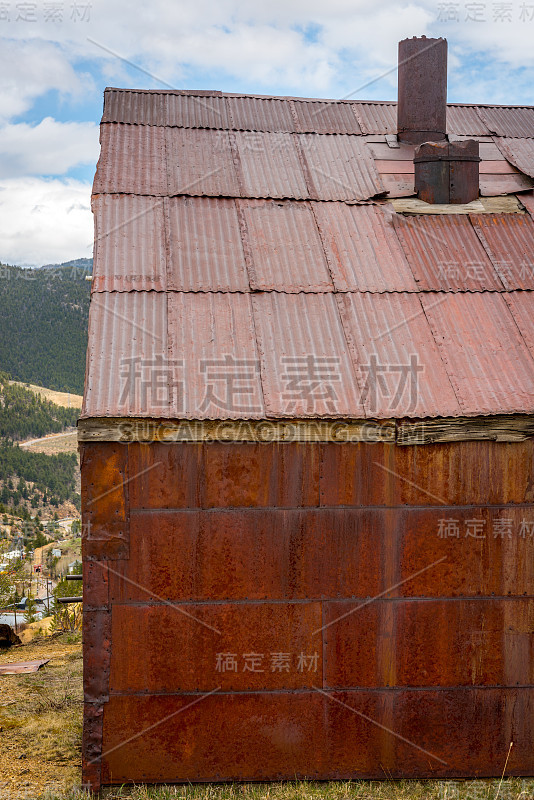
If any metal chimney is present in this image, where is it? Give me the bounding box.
[397,36,447,145]
[414,139,480,204]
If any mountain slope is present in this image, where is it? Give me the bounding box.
[0,263,90,394]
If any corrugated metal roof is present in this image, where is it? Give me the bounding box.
[337,292,461,418]
[102,90,167,125]
[166,127,241,197]
[522,191,534,220]
[166,93,230,129]
[446,106,489,136]
[312,202,418,292]
[293,101,361,134]
[504,292,534,362]
[393,215,505,291]
[300,134,385,201]
[471,214,534,290]
[421,292,534,415]
[93,124,168,195]
[251,292,364,418]
[92,195,166,292]
[168,292,264,419]
[234,132,309,199]
[353,102,397,135]
[83,292,169,418]
[494,137,534,179]
[85,88,534,421]
[239,199,332,291]
[166,196,249,291]
[227,96,296,133]
[477,106,534,138]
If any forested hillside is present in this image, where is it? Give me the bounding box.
[0,372,78,441]
[0,261,90,394]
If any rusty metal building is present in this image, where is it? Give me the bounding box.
[80,38,534,789]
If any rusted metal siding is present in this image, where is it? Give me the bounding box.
[82,439,534,787]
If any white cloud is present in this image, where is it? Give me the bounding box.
[0,178,93,267]
[0,39,90,122]
[0,118,100,178]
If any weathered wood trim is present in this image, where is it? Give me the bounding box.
[78,417,395,443]
[78,415,534,444]
[396,414,534,445]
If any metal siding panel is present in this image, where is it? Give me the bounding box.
[239,199,333,291]
[478,106,534,138]
[93,124,167,195]
[446,105,490,136]
[200,443,321,508]
[166,196,249,291]
[394,215,505,291]
[110,507,383,603]
[109,602,323,692]
[480,172,534,196]
[234,131,309,199]
[102,90,167,125]
[92,195,166,292]
[301,134,385,201]
[337,293,461,418]
[167,292,264,419]
[252,293,365,418]
[166,127,240,196]
[312,202,418,292]
[325,598,534,688]
[471,214,534,289]
[494,137,534,179]
[421,292,534,415]
[166,93,230,129]
[82,292,169,418]
[227,96,296,132]
[396,505,534,598]
[319,440,534,507]
[353,102,397,135]
[99,690,534,781]
[293,101,361,134]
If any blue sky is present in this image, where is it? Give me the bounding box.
[0,0,533,266]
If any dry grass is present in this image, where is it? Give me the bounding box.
[9,381,83,409]
[1,637,534,800]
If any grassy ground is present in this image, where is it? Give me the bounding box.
[1,637,533,800]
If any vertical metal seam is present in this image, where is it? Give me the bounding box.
[468,214,510,290]
[416,294,466,414]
